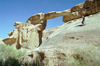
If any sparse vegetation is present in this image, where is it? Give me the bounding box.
[66,44,100,66]
[1,57,21,66]
[0,43,44,66]
[1,43,100,66]
[0,43,26,61]
[0,57,44,66]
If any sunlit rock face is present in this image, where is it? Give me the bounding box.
[3,0,99,50]
[3,21,47,50]
[26,0,100,23]
[2,0,100,65]
[24,12,100,66]
[42,26,59,42]
[3,12,47,50]
[3,22,40,49]
[63,0,100,22]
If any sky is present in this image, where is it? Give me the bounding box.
[0,0,86,39]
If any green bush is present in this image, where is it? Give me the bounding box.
[2,57,21,66]
[0,43,44,66]
[0,43,26,61]
[0,57,43,66]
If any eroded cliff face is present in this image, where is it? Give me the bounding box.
[3,22,44,49]
[3,12,47,50]
[24,12,100,66]
[22,0,100,64]
[3,0,100,50]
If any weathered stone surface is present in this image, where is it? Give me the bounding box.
[3,22,43,49]
[42,26,59,42]
[23,51,41,64]
[24,12,100,66]
[27,0,100,23]
[63,0,100,22]
[3,29,18,46]
[2,0,100,65]
[3,12,47,50]
[27,13,47,31]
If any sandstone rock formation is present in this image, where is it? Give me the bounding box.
[3,0,100,50]
[42,26,59,42]
[27,0,100,23]
[24,12,100,66]
[2,0,100,65]
[3,22,44,49]
[27,12,47,31]
[3,12,47,49]
[63,0,100,22]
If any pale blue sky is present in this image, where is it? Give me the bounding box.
[0,0,86,39]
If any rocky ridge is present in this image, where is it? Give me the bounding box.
[27,0,100,22]
[25,12,100,66]
[3,0,100,50]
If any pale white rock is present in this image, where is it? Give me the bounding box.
[24,12,100,66]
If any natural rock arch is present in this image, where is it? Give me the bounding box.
[3,0,100,50]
